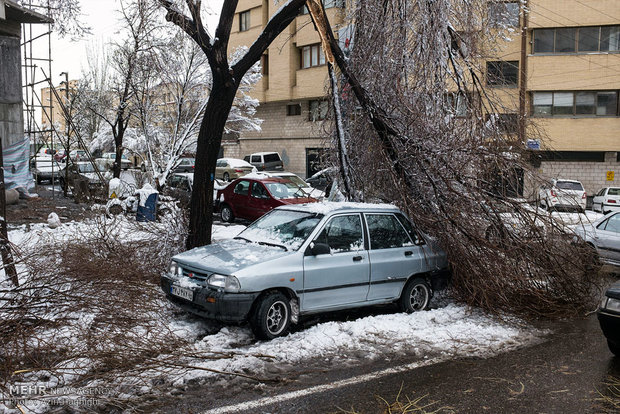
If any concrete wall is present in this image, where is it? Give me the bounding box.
[0,35,23,147]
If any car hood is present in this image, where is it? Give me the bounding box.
[606,280,620,300]
[172,239,290,275]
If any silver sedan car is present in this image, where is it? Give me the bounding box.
[161,203,449,339]
[573,212,620,267]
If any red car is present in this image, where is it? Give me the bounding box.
[217,176,318,222]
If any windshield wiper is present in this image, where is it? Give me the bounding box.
[257,241,288,251]
[233,236,252,243]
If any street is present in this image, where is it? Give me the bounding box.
[154,309,619,413]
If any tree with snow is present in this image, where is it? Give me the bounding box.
[158,0,307,249]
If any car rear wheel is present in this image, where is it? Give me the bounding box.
[399,277,431,313]
[223,172,230,182]
[220,204,234,223]
[250,292,291,340]
[608,340,620,356]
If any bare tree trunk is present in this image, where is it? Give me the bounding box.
[186,81,237,249]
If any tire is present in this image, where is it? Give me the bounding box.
[249,292,291,340]
[220,204,234,223]
[608,340,620,356]
[399,277,431,313]
[223,172,230,182]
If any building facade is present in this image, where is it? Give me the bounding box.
[228,0,619,193]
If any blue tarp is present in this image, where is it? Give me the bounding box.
[3,137,32,190]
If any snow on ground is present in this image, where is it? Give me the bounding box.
[1,206,579,411]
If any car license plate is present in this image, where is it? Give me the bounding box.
[170,285,193,301]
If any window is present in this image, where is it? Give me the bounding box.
[309,100,328,121]
[251,182,268,199]
[216,160,225,168]
[263,153,281,163]
[533,26,620,54]
[578,27,600,52]
[597,214,620,233]
[395,214,424,245]
[239,10,250,32]
[251,155,261,163]
[234,180,250,195]
[287,104,301,116]
[261,54,269,75]
[366,214,413,250]
[301,44,325,68]
[488,2,519,28]
[532,91,618,117]
[486,61,519,86]
[601,26,620,51]
[314,214,364,253]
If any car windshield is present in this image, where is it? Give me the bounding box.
[283,175,307,187]
[556,181,583,191]
[265,182,303,199]
[78,164,96,173]
[237,210,323,250]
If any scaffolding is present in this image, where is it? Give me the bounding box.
[21,0,59,196]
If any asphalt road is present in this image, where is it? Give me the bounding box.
[151,311,618,414]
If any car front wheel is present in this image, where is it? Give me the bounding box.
[399,277,431,313]
[220,204,234,223]
[250,292,291,340]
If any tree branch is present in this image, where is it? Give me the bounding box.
[158,0,212,52]
[214,0,238,50]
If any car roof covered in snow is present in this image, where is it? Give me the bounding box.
[276,201,399,215]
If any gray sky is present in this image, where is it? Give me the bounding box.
[45,0,223,86]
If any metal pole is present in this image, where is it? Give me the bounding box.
[518,0,529,144]
[60,71,69,196]
[0,139,19,287]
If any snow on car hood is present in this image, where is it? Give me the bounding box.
[172,239,289,275]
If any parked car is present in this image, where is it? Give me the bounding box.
[255,171,325,199]
[482,198,546,244]
[69,149,87,162]
[538,179,586,212]
[172,157,195,173]
[31,155,65,184]
[306,167,335,191]
[215,158,256,181]
[217,176,318,223]
[592,187,620,214]
[96,152,132,170]
[573,211,620,267]
[166,172,194,207]
[161,203,449,339]
[243,152,284,171]
[67,161,106,189]
[598,280,620,356]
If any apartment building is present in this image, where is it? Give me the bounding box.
[40,79,78,145]
[228,1,618,192]
[225,0,346,178]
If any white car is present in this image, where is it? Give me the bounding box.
[592,187,620,214]
[252,171,325,199]
[538,179,586,213]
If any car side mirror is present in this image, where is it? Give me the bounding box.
[306,242,330,256]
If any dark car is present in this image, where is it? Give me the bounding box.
[217,176,317,222]
[599,280,620,356]
[173,157,195,173]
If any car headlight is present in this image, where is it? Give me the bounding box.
[601,297,620,313]
[168,261,183,277]
[207,274,241,293]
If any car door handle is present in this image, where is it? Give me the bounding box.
[353,256,363,262]
[404,251,413,256]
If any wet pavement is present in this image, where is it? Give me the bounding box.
[155,312,619,414]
